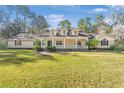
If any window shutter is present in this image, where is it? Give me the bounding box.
[15,40,16,46]
[101,41,103,46]
[20,40,21,45]
[107,40,108,46]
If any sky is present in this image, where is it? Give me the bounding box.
[28,5,107,28]
[1,5,121,28]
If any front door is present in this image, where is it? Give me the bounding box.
[47,40,52,46]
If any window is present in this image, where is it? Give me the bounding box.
[52,31,56,35]
[74,31,77,35]
[52,32,54,35]
[42,40,45,45]
[101,39,108,46]
[15,40,21,46]
[63,31,66,35]
[63,31,65,35]
[56,41,63,45]
[77,41,81,46]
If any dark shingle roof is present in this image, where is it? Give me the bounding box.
[9,29,94,39]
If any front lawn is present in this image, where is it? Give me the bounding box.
[0,50,124,88]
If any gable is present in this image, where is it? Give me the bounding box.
[95,35,114,41]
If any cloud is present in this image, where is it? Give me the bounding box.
[50,6,106,14]
[93,8,107,12]
[107,5,124,11]
[45,14,65,27]
[110,5,124,9]
[47,14,64,23]
[81,8,107,14]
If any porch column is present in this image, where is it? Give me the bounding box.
[54,38,56,47]
[75,38,77,49]
[64,38,65,49]
[52,39,54,46]
[41,39,42,47]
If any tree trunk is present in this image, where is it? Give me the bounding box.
[16,8,19,33]
[23,16,26,33]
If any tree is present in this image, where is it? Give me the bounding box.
[6,5,20,30]
[95,15,105,25]
[77,17,91,33]
[84,17,91,32]
[58,20,71,30]
[0,9,15,38]
[106,8,124,41]
[91,22,99,33]
[107,7,124,26]
[33,39,42,52]
[31,15,49,33]
[105,25,112,34]
[77,18,86,31]
[85,39,99,50]
[0,22,24,38]
[0,10,11,26]
[6,5,35,33]
[92,15,106,33]
[112,25,124,42]
[16,5,36,32]
[0,6,48,37]
[0,6,30,38]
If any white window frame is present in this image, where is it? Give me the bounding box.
[56,40,63,45]
[15,40,21,46]
[77,40,82,46]
[42,40,45,46]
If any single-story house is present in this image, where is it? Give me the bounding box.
[8,28,115,50]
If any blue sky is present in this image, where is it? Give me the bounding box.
[29,5,107,28]
[0,5,108,27]
[1,5,124,28]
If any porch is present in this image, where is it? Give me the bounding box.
[40,37,88,49]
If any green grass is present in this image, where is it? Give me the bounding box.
[0,50,124,88]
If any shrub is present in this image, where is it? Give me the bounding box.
[33,39,43,52]
[0,43,8,49]
[110,42,124,51]
[0,39,8,49]
[46,46,56,52]
[33,45,43,52]
[33,39,41,46]
[116,45,124,51]
[85,39,99,50]
[110,45,117,50]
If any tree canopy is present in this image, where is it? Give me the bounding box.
[77,18,86,32]
[58,20,71,30]
[31,15,49,33]
[0,5,122,41]
[0,6,48,38]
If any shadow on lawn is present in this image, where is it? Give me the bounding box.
[0,51,57,65]
[37,53,57,61]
